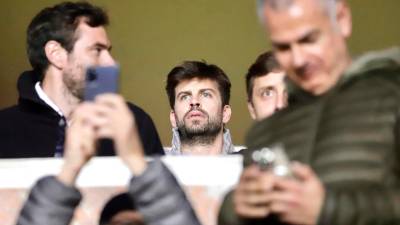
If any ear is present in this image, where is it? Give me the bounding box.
[222,105,232,124]
[170,110,177,128]
[336,0,352,38]
[44,40,67,70]
[247,101,257,120]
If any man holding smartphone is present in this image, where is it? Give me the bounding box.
[0,2,164,157]
[219,0,400,224]
[16,94,200,225]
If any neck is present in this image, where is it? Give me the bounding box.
[313,50,352,96]
[337,51,352,77]
[41,67,80,119]
[180,131,224,155]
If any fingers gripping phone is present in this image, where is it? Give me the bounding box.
[84,65,119,101]
[251,143,294,178]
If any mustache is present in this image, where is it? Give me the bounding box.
[294,63,314,77]
[184,106,208,118]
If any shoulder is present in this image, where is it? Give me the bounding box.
[126,102,152,120]
[0,105,22,122]
[347,65,400,85]
[0,105,19,115]
[341,66,400,98]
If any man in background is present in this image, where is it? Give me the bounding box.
[165,61,235,155]
[0,1,163,158]
[245,51,287,121]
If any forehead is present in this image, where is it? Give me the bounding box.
[253,72,286,89]
[74,22,110,47]
[175,78,220,94]
[263,0,331,43]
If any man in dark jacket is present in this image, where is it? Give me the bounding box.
[219,0,400,224]
[0,1,164,158]
[16,94,201,225]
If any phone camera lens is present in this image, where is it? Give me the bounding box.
[88,70,97,81]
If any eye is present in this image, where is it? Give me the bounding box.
[273,43,290,53]
[202,91,212,98]
[299,30,320,45]
[94,47,102,55]
[260,88,276,98]
[179,94,191,101]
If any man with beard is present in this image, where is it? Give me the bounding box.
[0,2,164,157]
[165,61,235,155]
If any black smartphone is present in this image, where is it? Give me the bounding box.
[84,65,119,101]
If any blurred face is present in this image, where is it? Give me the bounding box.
[263,0,351,95]
[63,21,116,99]
[170,78,231,142]
[248,71,287,121]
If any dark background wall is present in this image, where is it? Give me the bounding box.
[0,0,399,146]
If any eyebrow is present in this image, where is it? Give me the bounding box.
[177,91,192,98]
[257,86,275,92]
[199,88,217,94]
[272,29,320,49]
[176,88,217,97]
[92,42,112,51]
[298,30,320,43]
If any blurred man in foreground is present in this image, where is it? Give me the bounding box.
[219,0,400,224]
[16,94,201,225]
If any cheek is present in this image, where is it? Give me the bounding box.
[254,98,274,113]
[276,53,291,69]
[307,33,340,68]
[174,104,187,118]
[307,44,328,65]
[202,98,220,110]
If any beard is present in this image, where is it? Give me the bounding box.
[62,62,85,100]
[176,108,223,146]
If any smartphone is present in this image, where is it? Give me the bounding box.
[84,65,119,101]
[251,143,293,178]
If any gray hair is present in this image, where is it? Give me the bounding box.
[257,0,338,24]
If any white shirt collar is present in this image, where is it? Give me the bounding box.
[35,82,64,117]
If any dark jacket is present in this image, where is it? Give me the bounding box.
[0,71,164,157]
[219,47,400,225]
[16,159,201,225]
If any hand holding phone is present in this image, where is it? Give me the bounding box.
[84,65,119,101]
[251,143,293,178]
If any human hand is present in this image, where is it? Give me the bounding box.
[92,94,147,175]
[233,165,276,218]
[269,162,325,225]
[58,103,98,186]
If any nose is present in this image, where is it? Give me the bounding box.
[275,90,288,112]
[189,96,200,108]
[101,51,116,67]
[190,102,200,108]
[291,45,305,68]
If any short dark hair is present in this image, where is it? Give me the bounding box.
[165,61,231,108]
[27,1,109,79]
[245,51,281,102]
[99,192,142,225]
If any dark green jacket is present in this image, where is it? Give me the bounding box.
[219,47,400,225]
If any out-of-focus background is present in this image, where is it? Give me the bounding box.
[0,0,399,146]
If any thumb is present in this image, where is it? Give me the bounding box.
[291,161,315,181]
